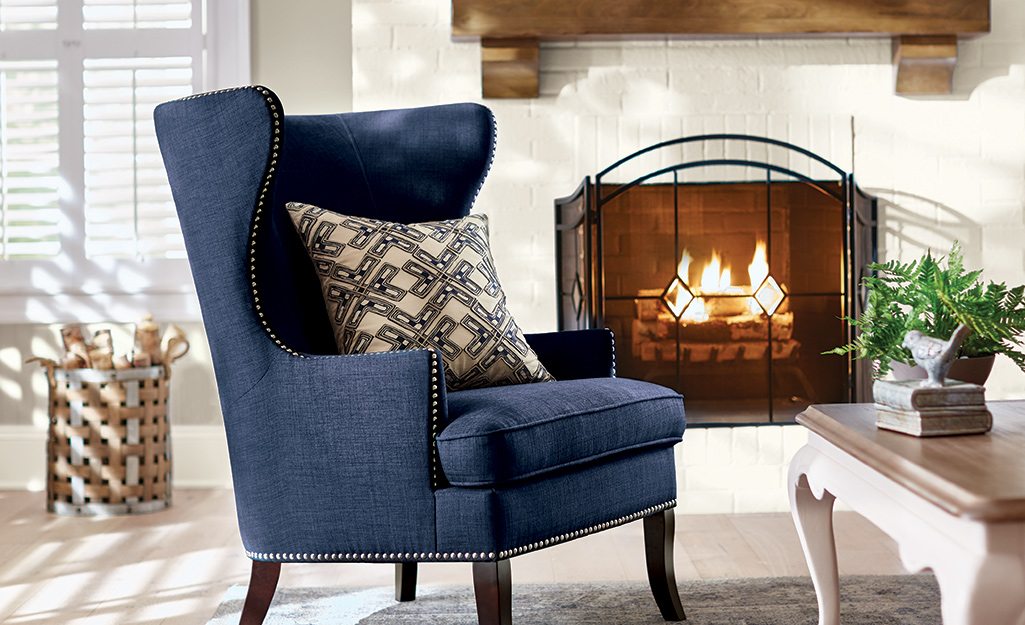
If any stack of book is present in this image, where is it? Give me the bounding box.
[873,379,991,437]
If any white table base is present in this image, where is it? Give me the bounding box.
[788,435,1025,625]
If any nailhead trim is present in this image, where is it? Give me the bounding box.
[472,111,497,208]
[171,85,299,358]
[429,351,444,490]
[497,499,674,559]
[245,549,500,563]
[244,499,675,563]
[609,330,618,377]
[246,87,298,358]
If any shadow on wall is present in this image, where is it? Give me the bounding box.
[943,0,1025,102]
[866,189,983,266]
[947,63,1015,101]
[910,48,1019,103]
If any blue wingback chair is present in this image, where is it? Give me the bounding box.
[154,86,687,625]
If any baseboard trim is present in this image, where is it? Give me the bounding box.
[0,424,233,491]
[1,425,816,514]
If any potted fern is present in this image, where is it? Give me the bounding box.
[827,242,1025,383]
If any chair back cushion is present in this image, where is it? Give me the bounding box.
[260,103,498,355]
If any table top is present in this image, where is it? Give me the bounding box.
[797,400,1025,522]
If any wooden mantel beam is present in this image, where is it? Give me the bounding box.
[452,0,990,98]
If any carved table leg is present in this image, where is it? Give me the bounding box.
[643,508,686,621]
[472,559,512,625]
[788,445,840,625]
[239,560,280,625]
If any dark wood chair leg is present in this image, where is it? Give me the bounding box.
[239,560,281,625]
[644,509,687,621]
[395,562,418,601]
[472,559,512,625]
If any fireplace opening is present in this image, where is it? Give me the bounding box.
[556,135,877,425]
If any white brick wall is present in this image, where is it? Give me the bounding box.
[352,0,1025,513]
[673,425,811,514]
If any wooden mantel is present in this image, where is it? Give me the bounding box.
[451,0,990,98]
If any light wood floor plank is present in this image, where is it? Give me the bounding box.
[676,514,775,579]
[728,513,811,577]
[0,489,906,624]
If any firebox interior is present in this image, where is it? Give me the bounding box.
[556,135,877,425]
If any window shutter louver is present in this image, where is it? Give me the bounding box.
[0,61,60,259]
[83,0,191,30]
[83,57,192,258]
[0,0,58,31]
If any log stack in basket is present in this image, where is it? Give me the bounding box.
[27,315,189,516]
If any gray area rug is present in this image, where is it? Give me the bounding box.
[208,575,940,624]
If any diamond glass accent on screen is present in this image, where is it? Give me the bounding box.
[0,61,60,259]
[83,56,192,258]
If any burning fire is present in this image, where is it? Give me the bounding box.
[667,242,783,320]
[749,242,768,292]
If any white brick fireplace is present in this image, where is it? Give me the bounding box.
[349,0,1025,513]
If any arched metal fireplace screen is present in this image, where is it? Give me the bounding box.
[556,135,877,425]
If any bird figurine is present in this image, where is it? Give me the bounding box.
[902,324,972,388]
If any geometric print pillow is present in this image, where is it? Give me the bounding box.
[285,202,555,392]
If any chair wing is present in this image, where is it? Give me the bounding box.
[155,87,280,397]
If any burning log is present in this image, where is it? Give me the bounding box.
[634,290,793,343]
[634,337,800,363]
[630,241,799,365]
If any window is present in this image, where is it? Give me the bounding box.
[0,59,60,259]
[0,0,249,322]
[82,55,194,259]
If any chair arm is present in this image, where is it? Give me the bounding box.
[225,348,447,558]
[524,328,616,380]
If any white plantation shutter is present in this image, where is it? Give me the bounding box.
[83,0,191,30]
[0,0,249,322]
[2,1,199,262]
[0,3,61,259]
[83,56,192,258]
[0,0,58,30]
[0,61,60,259]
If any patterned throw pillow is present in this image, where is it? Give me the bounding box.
[286,202,554,391]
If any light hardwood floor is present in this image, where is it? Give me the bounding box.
[0,489,906,625]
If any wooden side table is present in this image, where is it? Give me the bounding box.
[788,401,1025,625]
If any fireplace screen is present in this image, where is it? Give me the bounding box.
[556,135,877,425]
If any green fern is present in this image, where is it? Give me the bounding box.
[825,242,1025,378]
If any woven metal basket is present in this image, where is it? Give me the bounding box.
[45,366,172,515]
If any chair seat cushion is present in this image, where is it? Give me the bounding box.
[437,377,685,486]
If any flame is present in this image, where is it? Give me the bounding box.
[669,241,776,320]
[748,242,769,314]
[749,242,768,290]
[677,250,691,282]
[685,297,707,321]
[701,252,725,291]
